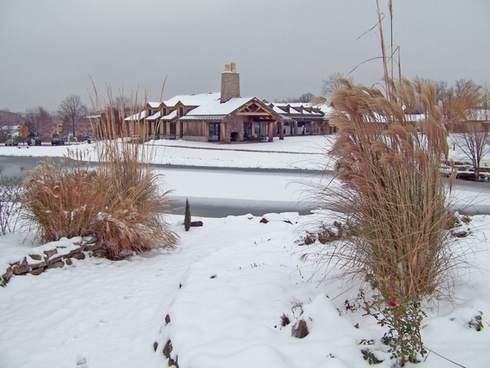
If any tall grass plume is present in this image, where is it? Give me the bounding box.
[21,86,178,259]
[328,77,456,303]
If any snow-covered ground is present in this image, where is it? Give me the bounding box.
[0,135,332,170]
[0,136,489,368]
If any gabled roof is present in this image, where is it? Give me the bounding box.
[184,97,256,116]
[180,97,276,121]
[146,111,161,121]
[161,110,178,121]
[147,102,161,109]
[129,93,280,123]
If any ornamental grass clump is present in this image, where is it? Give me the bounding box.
[326,77,456,365]
[22,157,102,242]
[330,78,454,302]
[91,140,177,260]
[93,89,178,259]
[21,88,178,259]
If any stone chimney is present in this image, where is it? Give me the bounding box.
[220,62,240,103]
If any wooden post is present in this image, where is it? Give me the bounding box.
[220,122,227,143]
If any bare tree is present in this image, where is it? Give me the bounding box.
[58,94,88,138]
[322,73,354,101]
[454,79,481,97]
[0,109,22,126]
[418,79,449,105]
[113,96,143,117]
[0,110,22,140]
[24,106,52,139]
[285,92,315,103]
[450,80,489,178]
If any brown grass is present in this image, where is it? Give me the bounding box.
[21,88,178,259]
[326,78,456,303]
[21,158,103,242]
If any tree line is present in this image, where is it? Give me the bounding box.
[0,95,142,143]
[0,95,88,142]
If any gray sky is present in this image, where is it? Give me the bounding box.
[1,0,489,113]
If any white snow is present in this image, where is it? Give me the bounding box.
[163,92,220,107]
[181,97,258,117]
[0,136,490,368]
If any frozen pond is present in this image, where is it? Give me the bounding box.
[0,156,325,217]
[1,156,489,217]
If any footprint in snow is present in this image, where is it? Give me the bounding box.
[76,356,88,367]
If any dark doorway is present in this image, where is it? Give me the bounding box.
[209,123,220,142]
[169,123,176,139]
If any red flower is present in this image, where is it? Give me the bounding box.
[388,299,398,307]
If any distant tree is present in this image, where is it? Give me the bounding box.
[309,96,327,106]
[454,79,481,98]
[113,96,143,117]
[417,79,450,116]
[449,80,490,178]
[322,73,354,101]
[433,80,449,105]
[444,79,481,131]
[284,92,315,103]
[418,79,449,105]
[0,110,22,140]
[58,95,88,138]
[0,109,22,126]
[297,92,315,103]
[24,106,52,139]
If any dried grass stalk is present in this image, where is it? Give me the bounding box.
[327,78,455,303]
[22,87,178,259]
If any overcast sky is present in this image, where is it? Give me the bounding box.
[1,0,489,113]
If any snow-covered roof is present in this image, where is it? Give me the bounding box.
[270,105,290,115]
[182,97,256,118]
[180,115,227,121]
[147,102,161,108]
[124,111,148,121]
[316,104,333,116]
[146,111,161,121]
[405,113,425,122]
[402,109,490,123]
[285,102,311,108]
[164,92,220,107]
[469,109,490,121]
[161,110,178,121]
[291,107,313,115]
[271,102,324,119]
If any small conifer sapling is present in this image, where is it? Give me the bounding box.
[184,198,191,231]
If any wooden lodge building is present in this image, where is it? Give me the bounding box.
[125,63,327,143]
[269,102,327,136]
